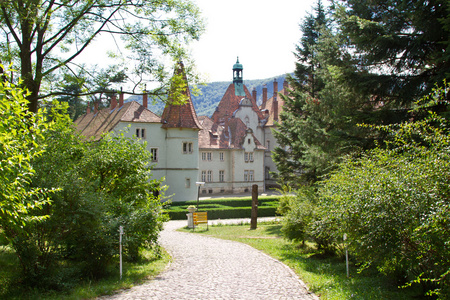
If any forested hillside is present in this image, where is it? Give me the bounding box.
[128,74,289,117]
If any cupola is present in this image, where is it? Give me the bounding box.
[233,57,245,96]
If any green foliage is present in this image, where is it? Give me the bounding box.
[335,0,450,106]
[274,4,374,185]
[0,0,204,112]
[165,196,280,220]
[0,75,52,238]
[279,187,315,245]
[1,98,166,288]
[318,111,450,298]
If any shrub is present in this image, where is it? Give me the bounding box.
[3,101,166,287]
[319,112,450,298]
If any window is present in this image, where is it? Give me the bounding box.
[266,140,270,150]
[248,138,251,144]
[219,152,224,161]
[207,170,212,182]
[201,170,206,182]
[219,170,224,182]
[265,167,270,180]
[202,152,212,161]
[244,170,254,182]
[150,148,158,162]
[185,178,191,188]
[183,142,193,154]
[135,128,146,139]
[244,152,254,162]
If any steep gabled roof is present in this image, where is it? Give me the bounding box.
[161,62,202,130]
[198,116,264,150]
[74,101,161,140]
[211,84,263,124]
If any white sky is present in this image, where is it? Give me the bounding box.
[190,0,318,82]
[74,0,320,84]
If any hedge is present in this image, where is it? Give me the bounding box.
[163,196,280,220]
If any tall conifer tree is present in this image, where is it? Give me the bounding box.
[336,0,450,106]
[273,1,373,185]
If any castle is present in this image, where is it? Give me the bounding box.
[75,59,286,201]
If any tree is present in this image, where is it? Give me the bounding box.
[335,0,450,107]
[4,104,166,285]
[0,0,204,113]
[293,0,327,98]
[273,1,373,184]
[272,1,327,185]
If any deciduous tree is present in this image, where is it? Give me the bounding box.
[0,0,204,112]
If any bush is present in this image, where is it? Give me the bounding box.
[319,112,450,298]
[2,101,166,287]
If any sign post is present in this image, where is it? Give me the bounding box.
[119,226,124,280]
[250,184,258,230]
[195,181,205,211]
[344,233,349,278]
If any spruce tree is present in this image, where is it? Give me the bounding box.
[273,1,374,185]
[336,0,450,106]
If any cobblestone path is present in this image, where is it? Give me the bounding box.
[102,219,318,299]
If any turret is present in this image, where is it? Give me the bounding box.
[233,57,245,96]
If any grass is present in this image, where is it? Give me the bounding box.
[180,221,422,300]
[0,245,170,300]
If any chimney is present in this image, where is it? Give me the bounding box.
[110,94,117,109]
[262,84,268,109]
[273,98,279,121]
[252,87,257,104]
[119,91,124,107]
[273,78,278,99]
[94,101,98,114]
[87,102,91,114]
[283,79,288,96]
[143,92,148,109]
[273,79,279,121]
[143,85,148,108]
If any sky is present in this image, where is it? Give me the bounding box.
[74,0,320,84]
[190,0,318,82]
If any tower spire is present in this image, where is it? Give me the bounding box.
[232,57,245,96]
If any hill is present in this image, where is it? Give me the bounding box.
[127,74,289,118]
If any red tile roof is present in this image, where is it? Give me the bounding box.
[198,115,264,150]
[74,101,161,140]
[211,83,263,124]
[161,62,202,130]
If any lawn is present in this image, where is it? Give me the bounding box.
[0,245,170,300]
[180,221,421,300]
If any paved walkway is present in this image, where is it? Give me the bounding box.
[102,218,318,299]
